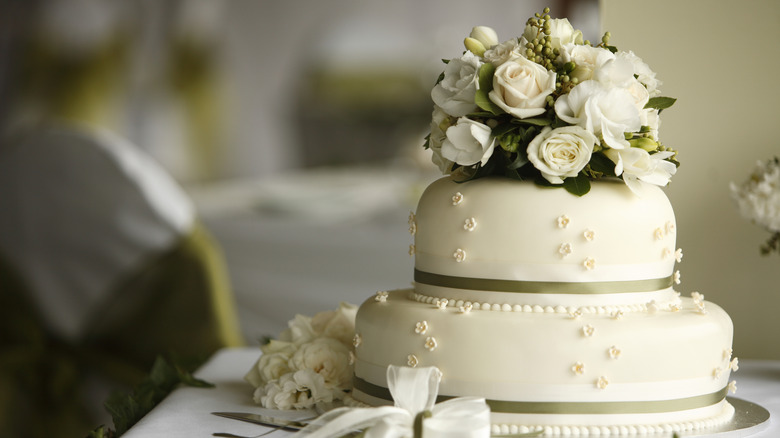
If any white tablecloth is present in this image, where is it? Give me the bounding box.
[123,347,778,438]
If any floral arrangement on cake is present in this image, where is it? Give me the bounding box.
[425,8,678,196]
[244,303,357,410]
[731,157,780,255]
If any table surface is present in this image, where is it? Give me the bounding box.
[123,347,779,438]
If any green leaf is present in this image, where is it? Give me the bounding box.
[644,97,677,110]
[513,117,552,127]
[588,152,617,176]
[563,174,591,196]
[474,63,504,115]
[477,62,495,93]
[475,89,504,114]
[491,122,518,138]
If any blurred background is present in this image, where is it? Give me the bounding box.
[0,0,778,435]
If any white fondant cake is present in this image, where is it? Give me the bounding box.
[351,177,735,435]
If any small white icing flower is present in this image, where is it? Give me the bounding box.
[436,298,449,310]
[583,229,595,241]
[730,357,739,372]
[691,292,704,303]
[557,215,571,229]
[408,211,416,225]
[464,217,477,231]
[559,243,573,258]
[695,300,707,314]
[608,346,621,359]
[415,321,429,335]
[407,354,419,367]
[409,244,416,256]
[673,270,681,285]
[425,336,438,352]
[728,380,738,394]
[723,348,733,360]
[596,376,609,389]
[459,302,473,314]
[582,324,595,337]
[675,248,683,263]
[654,227,665,241]
[569,309,582,319]
[669,303,681,312]
[583,257,596,270]
[453,248,466,262]
[666,221,676,234]
[409,222,417,235]
[352,333,362,348]
[452,192,464,205]
[572,361,585,375]
[349,351,356,365]
[713,367,722,379]
[375,291,389,302]
[613,310,625,320]
[663,247,673,258]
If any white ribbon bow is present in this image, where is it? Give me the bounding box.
[293,365,491,438]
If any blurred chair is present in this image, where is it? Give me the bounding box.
[0,123,243,437]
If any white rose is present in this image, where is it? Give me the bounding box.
[483,39,523,66]
[527,126,597,184]
[489,55,556,119]
[245,349,293,387]
[278,314,316,345]
[292,368,338,406]
[555,80,641,149]
[618,50,661,96]
[558,44,614,83]
[431,51,481,117]
[255,374,298,410]
[288,337,352,389]
[310,302,357,347]
[594,58,649,111]
[441,118,496,166]
[546,18,583,50]
[604,148,677,193]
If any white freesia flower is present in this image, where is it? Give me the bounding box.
[604,148,677,193]
[731,158,780,232]
[527,126,597,184]
[441,118,496,166]
[555,80,641,149]
[428,106,455,173]
[558,43,615,83]
[546,18,583,50]
[256,369,334,410]
[252,351,293,386]
[618,50,661,96]
[311,302,357,347]
[594,58,650,112]
[639,108,661,140]
[489,55,557,119]
[431,51,482,117]
[464,25,499,56]
[483,39,523,66]
[289,337,353,390]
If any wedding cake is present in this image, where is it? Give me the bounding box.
[349,9,737,436]
[245,9,738,436]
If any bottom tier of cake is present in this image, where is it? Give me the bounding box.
[351,289,736,435]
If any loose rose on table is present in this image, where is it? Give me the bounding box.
[245,302,358,410]
[422,7,679,196]
[731,157,780,255]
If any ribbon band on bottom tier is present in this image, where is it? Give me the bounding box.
[414,269,674,294]
[352,376,728,415]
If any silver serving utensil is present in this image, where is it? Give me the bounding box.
[212,411,313,432]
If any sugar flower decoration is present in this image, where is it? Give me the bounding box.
[453,248,467,262]
[415,321,429,335]
[582,324,595,337]
[559,243,573,257]
[425,336,438,352]
[572,361,585,375]
[436,298,449,310]
[464,217,477,231]
[596,376,609,389]
[459,302,474,314]
[375,291,389,302]
[583,257,596,270]
[557,215,571,229]
[452,192,464,205]
[407,354,419,368]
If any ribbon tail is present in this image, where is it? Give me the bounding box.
[293,406,410,438]
[387,365,442,413]
[425,397,491,438]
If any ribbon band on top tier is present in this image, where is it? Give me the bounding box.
[353,376,727,415]
[414,269,674,294]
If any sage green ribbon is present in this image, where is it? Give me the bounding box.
[353,376,728,415]
[414,269,674,294]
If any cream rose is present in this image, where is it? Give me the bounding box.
[546,18,583,50]
[431,51,481,117]
[288,337,352,389]
[310,302,357,347]
[488,55,556,119]
[527,126,597,184]
[555,80,641,149]
[441,117,496,166]
[604,148,677,193]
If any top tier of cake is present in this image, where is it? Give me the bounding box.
[411,177,681,310]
